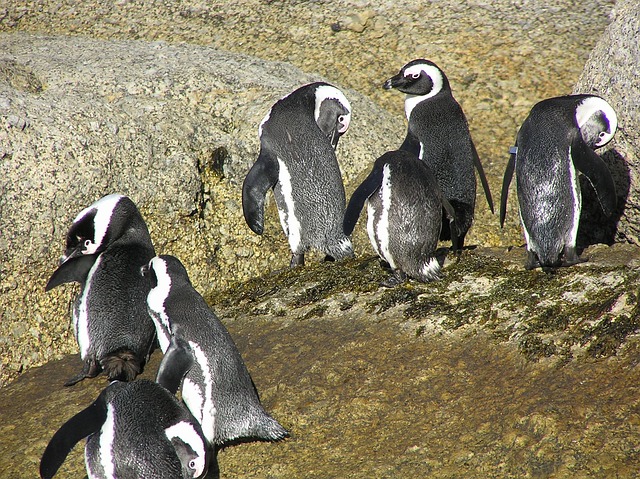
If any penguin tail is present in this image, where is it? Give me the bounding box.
[415,256,442,283]
[100,349,144,382]
[248,414,290,443]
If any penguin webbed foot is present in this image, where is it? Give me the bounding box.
[380,269,406,288]
[64,359,101,387]
[289,253,305,268]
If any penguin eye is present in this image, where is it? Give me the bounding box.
[599,132,606,138]
[338,115,346,123]
[189,459,197,469]
[410,72,421,79]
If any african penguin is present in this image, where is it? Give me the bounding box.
[45,194,157,386]
[500,94,618,270]
[344,150,458,286]
[384,59,494,250]
[40,378,209,479]
[143,254,289,448]
[242,82,354,267]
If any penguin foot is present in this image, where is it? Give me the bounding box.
[64,359,101,387]
[380,270,406,288]
[289,253,305,268]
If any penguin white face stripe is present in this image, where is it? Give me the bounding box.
[258,110,271,138]
[575,96,618,147]
[314,84,352,132]
[403,64,444,119]
[276,158,302,253]
[377,164,395,268]
[164,421,207,477]
[98,404,116,479]
[184,342,216,443]
[146,257,172,352]
[75,255,103,359]
[73,194,123,254]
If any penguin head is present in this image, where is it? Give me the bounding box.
[165,421,209,478]
[62,194,149,262]
[313,83,352,149]
[574,95,618,148]
[383,59,450,98]
[143,255,193,318]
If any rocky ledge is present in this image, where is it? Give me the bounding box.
[2,244,640,478]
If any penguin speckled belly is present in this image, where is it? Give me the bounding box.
[45,194,157,386]
[384,59,494,250]
[500,94,618,270]
[40,379,209,479]
[143,254,289,448]
[242,82,354,267]
[344,150,458,287]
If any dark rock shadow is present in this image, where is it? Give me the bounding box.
[577,148,630,251]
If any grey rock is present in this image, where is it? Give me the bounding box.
[573,0,640,246]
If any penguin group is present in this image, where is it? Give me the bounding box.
[41,57,619,477]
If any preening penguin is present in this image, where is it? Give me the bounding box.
[499,94,618,270]
[45,194,157,386]
[143,254,289,447]
[242,82,354,267]
[344,150,458,287]
[39,379,209,479]
[384,59,494,250]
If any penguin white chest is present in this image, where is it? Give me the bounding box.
[372,164,395,268]
[74,255,103,359]
[276,158,302,252]
[181,341,217,444]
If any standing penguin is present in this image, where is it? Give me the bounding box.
[344,150,458,286]
[40,378,209,479]
[143,254,289,448]
[500,94,618,270]
[384,59,494,249]
[45,194,157,386]
[242,82,354,267]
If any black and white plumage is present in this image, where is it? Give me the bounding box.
[500,94,618,270]
[45,194,157,386]
[40,379,209,479]
[242,82,354,267]
[384,59,494,250]
[344,150,458,287]
[144,254,289,447]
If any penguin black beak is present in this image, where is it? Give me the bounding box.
[383,74,404,90]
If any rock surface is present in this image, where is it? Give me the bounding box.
[573,0,640,246]
[2,246,640,478]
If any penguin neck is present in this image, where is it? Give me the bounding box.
[404,93,437,120]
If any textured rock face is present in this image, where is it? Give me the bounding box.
[0,33,401,386]
[573,0,640,245]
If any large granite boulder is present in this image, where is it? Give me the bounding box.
[573,0,640,246]
[0,33,402,386]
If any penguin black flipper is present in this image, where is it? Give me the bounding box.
[471,142,495,214]
[156,335,194,395]
[571,139,617,217]
[44,254,99,291]
[399,131,422,159]
[441,196,461,253]
[499,148,517,228]
[40,388,109,479]
[242,148,279,235]
[343,163,384,236]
